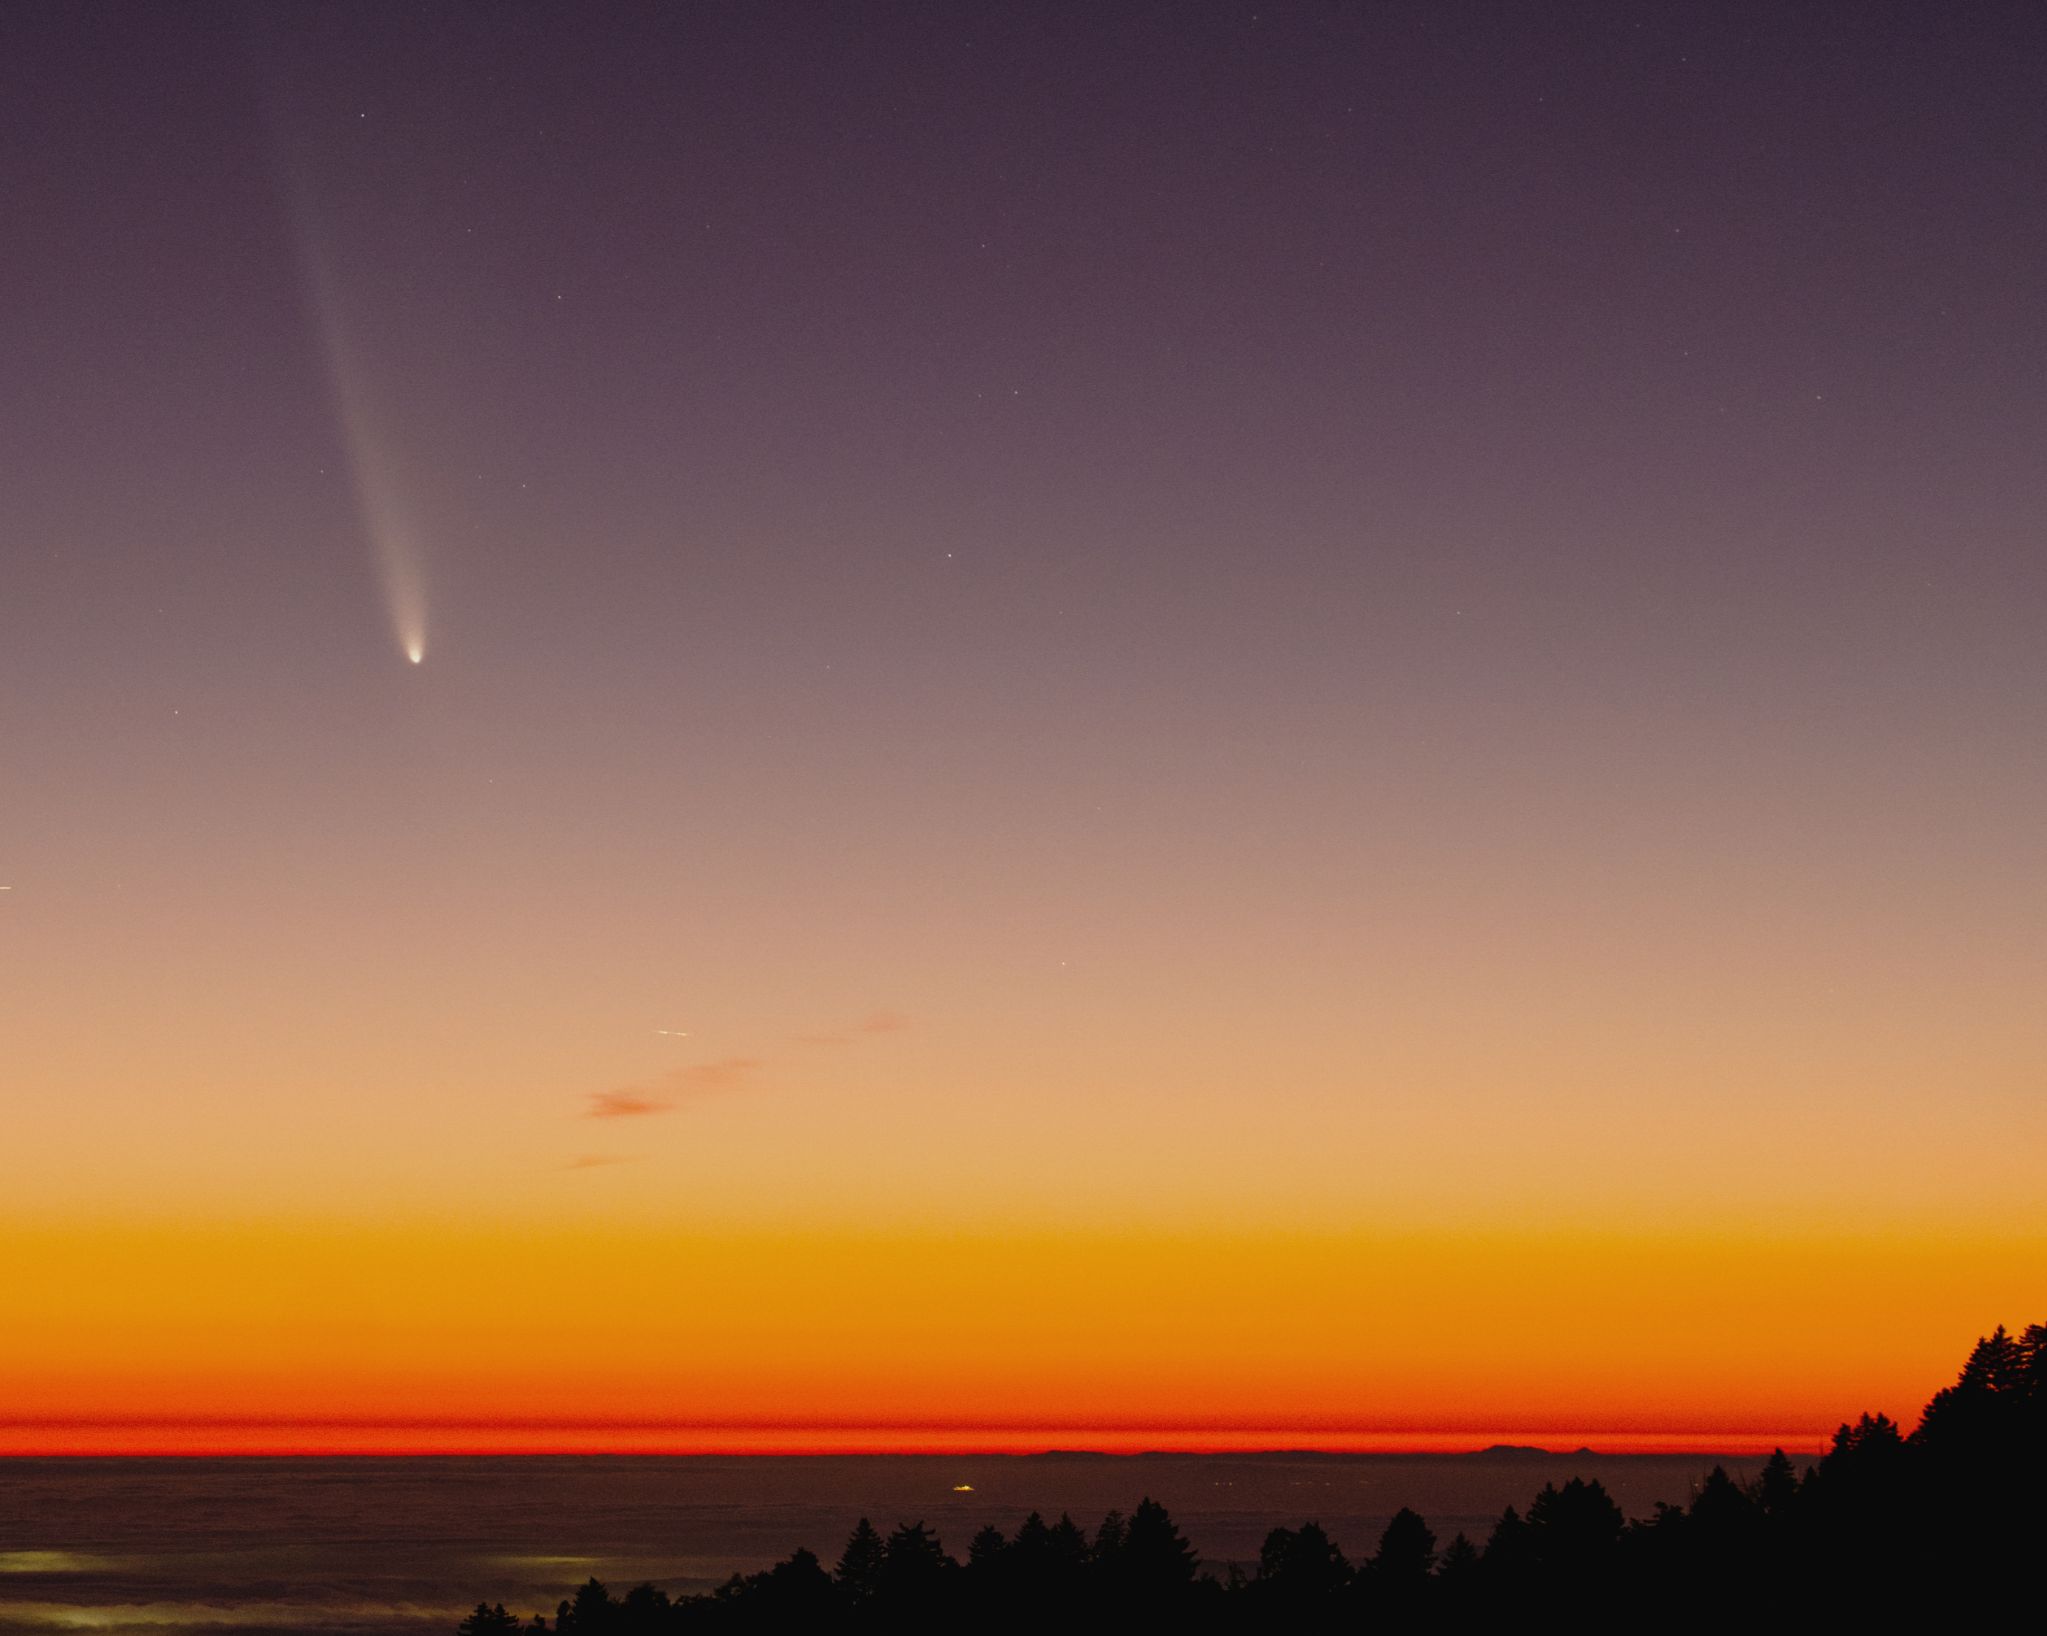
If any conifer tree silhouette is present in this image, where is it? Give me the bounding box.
[1123,1497,1198,1592]
[834,1517,885,1607]
[1370,1505,1437,1582]
[1436,1531,1482,1602]
[1252,1520,1349,1626]
[1749,1449,1801,1518]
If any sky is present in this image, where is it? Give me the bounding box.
[3,0,2044,1453]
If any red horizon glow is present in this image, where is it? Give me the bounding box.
[0,1419,1829,1459]
[5,1215,2028,1462]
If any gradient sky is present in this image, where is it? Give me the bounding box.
[3,1,2044,1453]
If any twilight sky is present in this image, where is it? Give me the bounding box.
[3,1,2044,1451]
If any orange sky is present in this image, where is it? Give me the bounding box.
[5,778,2042,1449]
[4,1211,2040,1455]
[4,790,2044,1451]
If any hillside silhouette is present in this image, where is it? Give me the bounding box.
[459,1321,2046,1631]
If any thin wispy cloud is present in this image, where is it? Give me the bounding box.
[797,1010,913,1046]
[585,1091,670,1120]
[676,1056,766,1090]
[582,1057,766,1119]
[563,1154,630,1170]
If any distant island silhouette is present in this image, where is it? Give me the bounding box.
[460,1321,2043,1630]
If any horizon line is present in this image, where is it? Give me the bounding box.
[0,1419,1832,1459]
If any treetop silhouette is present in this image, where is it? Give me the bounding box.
[465,1319,2046,1630]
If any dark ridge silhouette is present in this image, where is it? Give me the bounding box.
[459,1321,2047,1631]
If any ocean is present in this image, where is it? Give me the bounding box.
[1,1452,1762,1633]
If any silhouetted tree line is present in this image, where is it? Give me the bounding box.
[459,1322,2047,1632]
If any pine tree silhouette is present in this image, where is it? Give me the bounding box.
[834,1517,885,1607]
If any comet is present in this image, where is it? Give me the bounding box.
[304,248,431,668]
[274,178,430,668]
[248,42,436,670]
